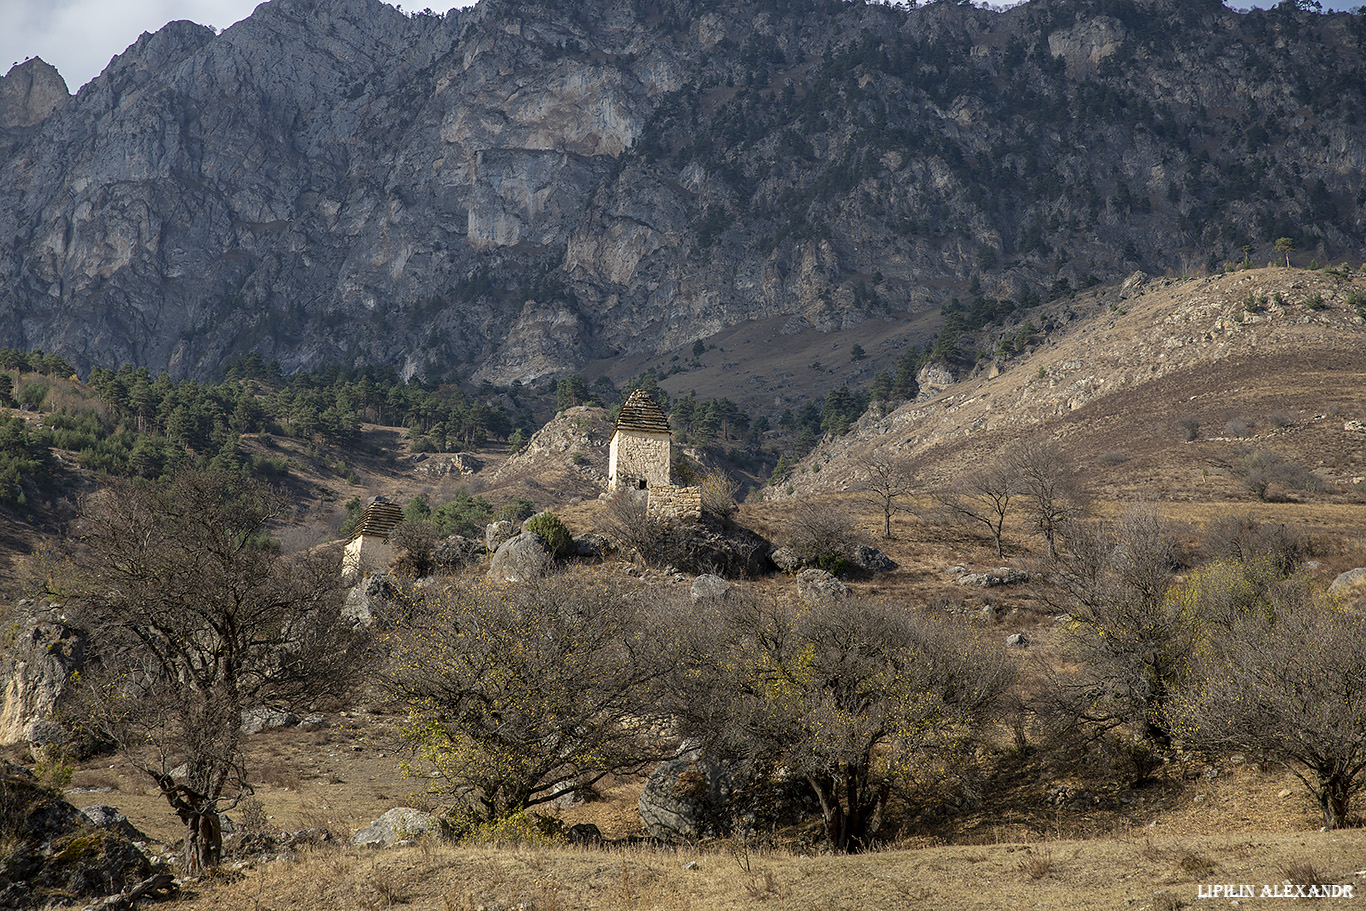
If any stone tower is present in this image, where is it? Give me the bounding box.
[608,389,673,492]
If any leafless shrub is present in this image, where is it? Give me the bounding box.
[602,490,673,567]
[1152,893,1184,911]
[1171,574,1366,828]
[389,519,439,577]
[1231,447,1334,501]
[1015,437,1088,560]
[934,452,1019,558]
[697,467,741,521]
[1098,450,1130,467]
[666,594,1012,852]
[1046,505,1186,775]
[1224,417,1251,439]
[1177,416,1201,442]
[785,498,859,562]
[1202,514,1304,576]
[853,452,917,539]
[1267,410,1298,429]
[1282,859,1331,888]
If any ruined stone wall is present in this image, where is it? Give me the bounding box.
[609,430,671,490]
[647,485,702,523]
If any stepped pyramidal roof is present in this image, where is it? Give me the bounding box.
[348,497,405,542]
[614,390,672,436]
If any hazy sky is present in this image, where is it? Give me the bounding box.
[1,0,1360,92]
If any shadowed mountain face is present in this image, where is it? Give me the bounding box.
[0,0,1363,383]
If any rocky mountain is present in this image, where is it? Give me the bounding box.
[1,0,1363,385]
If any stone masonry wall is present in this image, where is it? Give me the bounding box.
[609,430,671,490]
[647,485,702,523]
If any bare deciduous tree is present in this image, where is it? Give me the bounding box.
[1047,505,1188,774]
[386,571,674,820]
[1171,575,1366,829]
[59,468,360,872]
[666,594,1012,852]
[936,453,1019,558]
[1014,438,1086,560]
[854,452,916,539]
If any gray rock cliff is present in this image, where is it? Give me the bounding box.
[1,0,1362,383]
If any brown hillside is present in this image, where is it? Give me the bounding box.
[778,267,1366,511]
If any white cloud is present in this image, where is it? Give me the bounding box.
[0,0,477,90]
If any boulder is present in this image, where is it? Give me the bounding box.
[690,574,731,603]
[1328,567,1366,593]
[955,567,1029,588]
[484,520,520,553]
[569,532,611,559]
[488,533,551,583]
[0,761,150,909]
[1005,633,1030,649]
[769,547,807,574]
[566,823,603,846]
[299,714,328,732]
[638,745,742,843]
[239,708,299,735]
[341,570,403,628]
[432,535,485,571]
[796,568,849,603]
[853,544,897,573]
[79,806,147,842]
[350,807,445,848]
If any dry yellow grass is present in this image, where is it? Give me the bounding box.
[131,828,1366,911]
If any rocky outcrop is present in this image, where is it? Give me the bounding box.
[0,59,70,128]
[350,807,445,848]
[0,761,151,909]
[0,0,1360,383]
[0,603,86,747]
[638,745,744,843]
[796,568,849,603]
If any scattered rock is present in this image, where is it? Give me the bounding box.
[852,544,897,573]
[956,567,1029,588]
[769,546,807,574]
[567,823,603,846]
[0,760,151,910]
[484,520,520,553]
[239,708,300,735]
[299,714,328,732]
[569,532,611,560]
[690,574,731,603]
[1328,567,1366,592]
[350,808,446,848]
[487,532,551,583]
[796,568,849,603]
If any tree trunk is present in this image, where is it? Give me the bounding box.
[182,808,223,873]
[1318,772,1352,830]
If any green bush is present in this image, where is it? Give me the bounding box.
[525,512,572,557]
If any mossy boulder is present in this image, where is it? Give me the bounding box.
[0,760,151,909]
